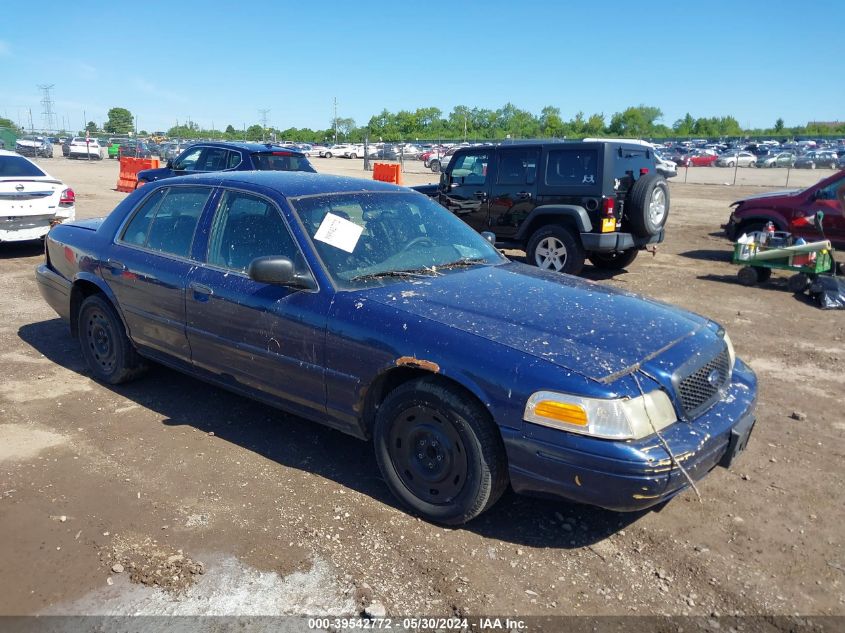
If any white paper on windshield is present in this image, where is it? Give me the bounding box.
[314,212,364,253]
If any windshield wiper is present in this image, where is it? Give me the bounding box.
[434,257,488,270]
[350,267,441,282]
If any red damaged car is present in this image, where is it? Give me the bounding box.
[723,170,845,249]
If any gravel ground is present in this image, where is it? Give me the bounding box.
[0,156,843,622]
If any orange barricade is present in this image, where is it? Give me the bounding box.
[372,162,403,186]
[116,157,160,192]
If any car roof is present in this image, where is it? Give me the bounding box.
[183,141,306,155]
[152,170,410,198]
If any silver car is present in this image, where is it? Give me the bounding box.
[715,151,756,168]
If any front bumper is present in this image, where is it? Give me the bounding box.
[504,359,757,512]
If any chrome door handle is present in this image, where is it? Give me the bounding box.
[106,259,126,273]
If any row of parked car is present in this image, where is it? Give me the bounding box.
[656,142,845,170]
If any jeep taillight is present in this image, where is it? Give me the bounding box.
[59,188,75,206]
[603,197,615,217]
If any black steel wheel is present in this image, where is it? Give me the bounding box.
[373,377,507,524]
[77,294,145,384]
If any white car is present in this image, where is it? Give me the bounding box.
[321,144,355,158]
[0,150,75,242]
[653,152,678,178]
[68,137,102,160]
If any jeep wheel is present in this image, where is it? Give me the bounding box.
[589,248,639,271]
[627,173,670,238]
[526,225,585,275]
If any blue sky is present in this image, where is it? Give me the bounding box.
[2,0,843,134]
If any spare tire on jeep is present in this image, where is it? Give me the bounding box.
[626,173,670,238]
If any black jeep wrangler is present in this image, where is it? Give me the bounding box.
[412,141,668,275]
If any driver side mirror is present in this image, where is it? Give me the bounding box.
[248,256,315,289]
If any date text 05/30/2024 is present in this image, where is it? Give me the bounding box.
[307,617,527,630]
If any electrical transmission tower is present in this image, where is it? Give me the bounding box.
[38,84,56,133]
[258,109,270,141]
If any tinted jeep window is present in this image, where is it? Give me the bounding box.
[545,149,598,186]
[496,149,539,185]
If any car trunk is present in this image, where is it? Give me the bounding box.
[0,179,63,225]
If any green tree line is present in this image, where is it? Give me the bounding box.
[18,104,840,143]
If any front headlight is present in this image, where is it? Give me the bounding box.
[524,389,678,440]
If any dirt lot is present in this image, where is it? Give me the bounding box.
[0,156,843,622]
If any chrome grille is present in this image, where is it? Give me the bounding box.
[677,347,731,418]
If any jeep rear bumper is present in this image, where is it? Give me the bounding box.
[581,229,664,252]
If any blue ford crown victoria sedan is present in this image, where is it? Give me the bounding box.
[36,171,756,524]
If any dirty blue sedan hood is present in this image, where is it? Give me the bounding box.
[362,262,710,382]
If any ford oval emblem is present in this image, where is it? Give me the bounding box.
[707,369,721,387]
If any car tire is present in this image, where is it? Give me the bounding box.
[787,273,810,294]
[77,294,146,385]
[373,376,508,525]
[526,224,585,275]
[626,173,670,238]
[430,160,440,173]
[349,153,357,159]
[737,266,761,286]
[325,152,332,158]
[830,163,837,170]
[727,161,735,168]
[589,248,639,270]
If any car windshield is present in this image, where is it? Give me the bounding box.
[0,155,47,178]
[251,152,315,172]
[290,191,505,289]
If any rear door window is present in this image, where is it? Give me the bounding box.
[121,186,212,258]
[195,147,229,171]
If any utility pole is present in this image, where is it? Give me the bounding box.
[259,109,270,142]
[38,84,56,132]
[333,97,338,144]
[28,108,34,133]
